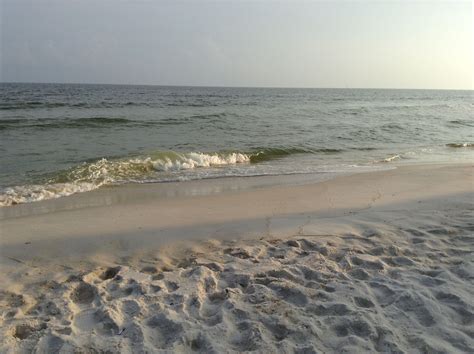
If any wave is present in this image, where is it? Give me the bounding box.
[157,113,227,125]
[379,154,401,163]
[0,117,152,130]
[1,145,437,206]
[0,113,230,130]
[0,151,251,206]
[448,120,474,127]
[166,102,218,108]
[0,101,68,110]
[376,143,474,164]
[334,107,370,115]
[0,182,99,206]
[0,147,346,206]
[0,101,149,110]
[446,143,474,148]
[352,147,377,151]
[51,117,139,128]
[50,151,252,184]
[249,147,310,163]
[381,123,404,131]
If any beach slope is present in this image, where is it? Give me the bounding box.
[1,164,473,353]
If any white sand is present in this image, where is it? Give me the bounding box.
[0,164,473,353]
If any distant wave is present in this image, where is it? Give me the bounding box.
[166,101,219,108]
[352,147,377,151]
[157,113,227,125]
[0,117,153,130]
[0,113,230,130]
[381,123,404,131]
[0,101,149,110]
[446,143,473,148]
[334,107,370,115]
[448,120,474,127]
[57,117,140,128]
[0,100,221,110]
[0,101,68,110]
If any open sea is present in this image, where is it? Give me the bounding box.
[0,83,472,206]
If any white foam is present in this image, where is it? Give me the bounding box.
[0,182,101,206]
[381,154,401,163]
[0,152,251,206]
[152,152,250,171]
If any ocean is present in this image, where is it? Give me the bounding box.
[0,83,472,206]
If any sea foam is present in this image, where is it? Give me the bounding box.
[0,152,250,206]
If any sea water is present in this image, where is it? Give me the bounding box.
[0,83,472,206]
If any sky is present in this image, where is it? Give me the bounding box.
[1,0,472,89]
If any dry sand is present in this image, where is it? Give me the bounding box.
[0,164,473,353]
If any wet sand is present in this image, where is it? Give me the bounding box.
[1,164,473,353]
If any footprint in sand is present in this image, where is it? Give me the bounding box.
[351,255,385,271]
[122,322,145,349]
[394,293,436,327]
[99,266,121,281]
[164,294,185,310]
[198,301,224,326]
[70,282,97,304]
[72,308,120,336]
[308,303,352,316]
[12,322,47,340]
[0,291,25,309]
[294,345,318,354]
[349,268,370,280]
[229,321,263,351]
[435,292,474,326]
[184,332,215,353]
[151,273,165,280]
[267,282,308,307]
[298,265,328,284]
[333,318,374,338]
[121,300,141,317]
[27,300,61,318]
[145,313,183,349]
[245,284,273,304]
[354,296,375,308]
[34,334,65,353]
[297,239,329,256]
[220,271,250,289]
[369,282,397,307]
[140,266,158,274]
[165,281,179,292]
[262,316,292,341]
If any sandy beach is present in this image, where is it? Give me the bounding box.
[1,163,473,353]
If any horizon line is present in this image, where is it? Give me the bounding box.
[0,81,472,91]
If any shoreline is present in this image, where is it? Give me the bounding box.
[1,168,364,218]
[1,163,471,263]
[1,163,473,352]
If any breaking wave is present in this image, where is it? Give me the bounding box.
[0,151,251,206]
[379,154,401,163]
[446,143,473,148]
[2,143,470,206]
[0,182,100,206]
[0,147,351,206]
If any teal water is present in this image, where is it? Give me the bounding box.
[0,83,472,206]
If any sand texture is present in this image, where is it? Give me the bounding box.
[0,164,473,353]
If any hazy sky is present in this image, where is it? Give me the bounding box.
[1,0,472,89]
